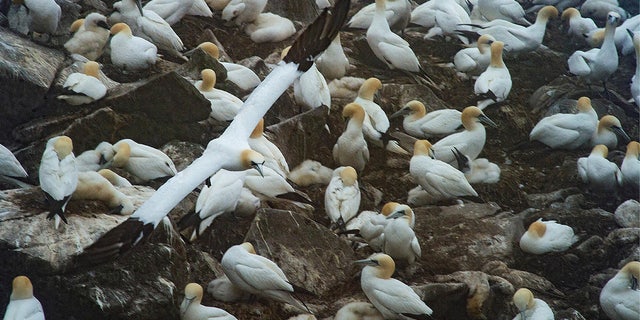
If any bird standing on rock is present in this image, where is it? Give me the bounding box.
[39,135,78,229]
[333,103,369,173]
[325,166,361,230]
[57,61,107,106]
[529,97,598,150]
[474,40,511,110]
[577,144,622,192]
[180,283,237,320]
[391,100,462,139]
[599,261,640,320]
[3,276,45,320]
[109,23,158,71]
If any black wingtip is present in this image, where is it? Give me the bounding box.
[454,29,481,42]
[451,147,470,173]
[44,193,70,224]
[176,210,204,239]
[283,0,350,71]
[74,217,154,267]
[275,191,313,204]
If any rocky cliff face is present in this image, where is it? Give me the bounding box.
[0,0,638,319]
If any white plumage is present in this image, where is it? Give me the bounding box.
[561,8,597,40]
[281,45,331,111]
[477,0,530,25]
[195,69,244,122]
[356,253,433,319]
[248,119,289,178]
[221,242,309,312]
[57,61,107,105]
[411,0,471,43]
[333,103,370,173]
[64,13,110,60]
[105,139,178,183]
[382,205,421,264]
[39,135,78,228]
[98,169,133,187]
[194,42,261,91]
[453,34,495,76]
[20,0,61,35]
[288,159,333,187]
[325,166,361,227]
[474,41,511,110]
[315,34,350,80]
[529,97,598,150]
[143,0,196,25]
[512,288,554,320]
[391,100,462,138]
[75,141,115,172]
[599,261,640,320]
[244,13,296,44]
[631,30,640,107]
[221,0,267,25]
[334,301,384,320]
[577,144,622,191]
[3,276,44,320]
[519,218,578,254]
[72,171,134,215]
[621,141,640,190]
[180,283,237,320]
[347,0,410,33]
[590,115,630,149]
[109,23,158,71]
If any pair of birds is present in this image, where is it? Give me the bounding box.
[577,141,639,193]
[222,0,296,43]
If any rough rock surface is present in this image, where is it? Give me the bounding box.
[614,200,640,228]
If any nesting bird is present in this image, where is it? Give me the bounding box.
[109,23,158,71]
[98,168,133,187]
[347,0,411,34]
[356,253,434,319]
[3,276,44,320]
[325,166,361,229]
[281,46,331,111]
[39,135,79,229]
[382,204,421,265]
[391,100,462,138]
[568,11,621,90]
[315,34,350,80]
[13,0,61,37]
[196,42,261,91]
[143,0,208,26]
[599,261,640,320]
[104,139,178,183]
[529,97,598,150]
[578,144,622,192]
[411,140,479,202]
[75,141,114,172]
[63,13,110,60]
[221,0,267,25]
[334,302,383,320]
[477,0,530,25]
[244,13,296,43]
[57,61,107,105]
[621,141,640,191]
[333,103,369,172]
[248,119,289,178]
[512,288,554,320]
[221,242,310,312]
[452,34,496,77]
[590,115,630,149]
[410,0,472,43]
[431,106,497,168]
[474,40,511,110]
[180,283,237,320]
[72,171,134,215]
[288,160,333,187]
[561,8,597,40]
[195,69,244,122]
[519,218,578,254]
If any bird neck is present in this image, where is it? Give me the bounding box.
[490,45,504,68]
[602,20,617,50]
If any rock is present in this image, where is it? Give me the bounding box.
[243,209,355,296]
[415,203,520,274]
[525,188,581,209]
[161,141,205,172]
[0,27,66,147]
[614,200,640,228]
[176,46,227,83]
[413,282,469,320]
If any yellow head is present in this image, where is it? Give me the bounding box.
[369,253,395,279]
[358,78,382,101]
[70,19,85,32]
[461,106,496,130]
[591,144,608,158]
[576,97,592,113]
[490,41,505,68]
[381,202,400,216]
[620,261,640,281]
[240,149,265,174]
[406,100,426,117]
[339,166,358,186]
[53,136,74,160]
[413,140,434,157]
[199,69,216,91]
[184,283,203,303]
[281,46,292,60]
[538,6,559,20]
[597,115,622,133]
[561,7,580,21]
[342,103,366,123]
[528,220,546,238]
[110,23,131,36]
[111,141,131,167]
[513,288,535,312]
[83,61,101,78]
[241,242,256,254]
[477,34,495,54]
[626,141,640,158]
[198,42,220,59]
[11,276,34,300]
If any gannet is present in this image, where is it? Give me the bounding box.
[600,261,640,320]
[452,34,495,77]
[207,0,230,10]
[282,46,331,111]
[57,61,107,106]
[382,204,421,264]
[333,103,370,172]
[585,14,640,55]
[64,13,110,60]
[77,0,350,264]
[410,0,472,43]
[249,119,289,178]
[474,40,511,110]
[477,0,530,25]
[391,100,462,138]
[519,218,578,254]
[39,135,79,229]
[512,288,554,320]
[180,283,237,320]
[431,106,497,168]
[568,12,621,90]
[109,23,158,71]
[244,12,296,44]
[591,115,630,148]
[187,0,214,18]
[580,0,627,21]
[234,187,260,217]
[529,96,599,150]
[3,276,44,320]
[196,42,261,91]
[98,169,133,187]
[458,6,558,53]
[334,301,384,320]
[366,0,432,81]
[242,165,309,203]
[315,34,350,80]
[0,144,28,178]
[72,171,134,215]
[288,160,333,187]
[411,140,478,201]
[104,139,178,183]
[221,0,267,25]
[356,253,434,319]
[325,166,361,229]
[143,0,196,25]
[347,0,410,34]
[177,170,244,240]
[452,150,501,184]
[631,30,640,107]
[70,18,85,33]
[578,144,622,191]
[207,274,250,302]
[75,142,115,172]
[345,209,386,251]
[561,8,597,40]
[194,69,244,122]
[13,0,60,36]
[110,0,186,59]
[621,141,640,191]
[221,242,310,312]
